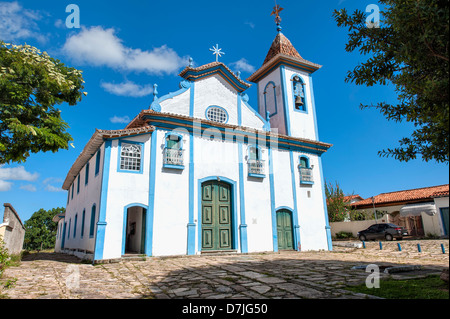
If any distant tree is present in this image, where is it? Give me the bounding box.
[325,181,353,223]
[0,42,86,164]
[333,0,449,163]
[23,207,62,251]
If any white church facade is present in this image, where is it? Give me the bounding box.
[53,22,333,262]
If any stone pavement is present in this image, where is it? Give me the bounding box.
[1,239,448,299]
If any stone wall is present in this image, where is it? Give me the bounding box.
[0,203,25,255]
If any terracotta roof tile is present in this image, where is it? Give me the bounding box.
[353,184,449,208]
[263,32,303,65]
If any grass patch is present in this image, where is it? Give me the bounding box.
[346,275,449,299]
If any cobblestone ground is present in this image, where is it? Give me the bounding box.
[1,239,448,299]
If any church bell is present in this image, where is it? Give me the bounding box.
[295,95,304,107]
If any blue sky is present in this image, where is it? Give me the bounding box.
[0,0,448,223]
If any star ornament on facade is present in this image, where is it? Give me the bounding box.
[209,44,225,62]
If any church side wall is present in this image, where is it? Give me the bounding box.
[57,143,106,257]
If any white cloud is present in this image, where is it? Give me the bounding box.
[0,165,39,192]
[229,58,256,74]
[110,115,131,124]
[0,1,46,43]
[62,26,187,75]
[101,81,153,97]
[20,184,37,192]
[0,180,12,192]
[45,184,64,192]
[0,165,39,181]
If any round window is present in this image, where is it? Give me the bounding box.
[206,106,228,123]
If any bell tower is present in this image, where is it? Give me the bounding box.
[247,5,322,140]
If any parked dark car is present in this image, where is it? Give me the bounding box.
[357,223,408,241]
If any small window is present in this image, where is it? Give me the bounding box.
[74,214,78,238]
[95,150,101,176]
[120,143,142,172]
[89,204,96,238]
[300,157,308,168]
[85,162,90,185]
[163,133,184,168]
[77,175,80,194]
[81,209,85,238]
[249,146,261,160]
[206,106,228,123]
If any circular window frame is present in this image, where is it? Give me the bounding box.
[205,106,229,124]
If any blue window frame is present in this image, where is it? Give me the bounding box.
[118,140,144,174]
[292,74,307,113]
[299,155,314,184]
[95,150,101,176]
[89,204,96,238]
[163,132,184,169]
[71,183,74,200]
[81,209,85,238]
[77,175,80,194]
[68,218,71,239]
[247,145,265,178]
[85,162,90,185]
[264,82,278,118]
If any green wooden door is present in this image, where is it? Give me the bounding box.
[277,210,294,250]
[201,181,232,251]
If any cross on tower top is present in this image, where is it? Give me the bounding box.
[209,44,225,62]
[271,3,284,32]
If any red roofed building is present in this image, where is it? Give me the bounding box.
[352,185,449,237]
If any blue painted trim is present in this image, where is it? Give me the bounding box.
[117,139,145,174]
[189,81,195,117]
[291,74,308,114]
[268,147,278,252]
[289,151,301,251]
[93,140,111,261]
[181,64,249,92]
[162,163,185,170]
[237,93,242,126]
[205,105,229,124]
[237,142,248,253]
[122,203,149,256]
[146,131,158,256]
[263,82,278,118]
[197,176,239,252]
[318,156,333,251]
[187,131,196,255]
[309,75,320,141]
[280,65,292,136]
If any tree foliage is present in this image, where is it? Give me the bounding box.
[333,0,449,163]
[325,181,353,223]
[0,42,86,164]
[23,207,61,251]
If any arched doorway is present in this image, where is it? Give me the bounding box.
[201,180,233,251]
[276,209,294,250]
[122,205,147,255]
